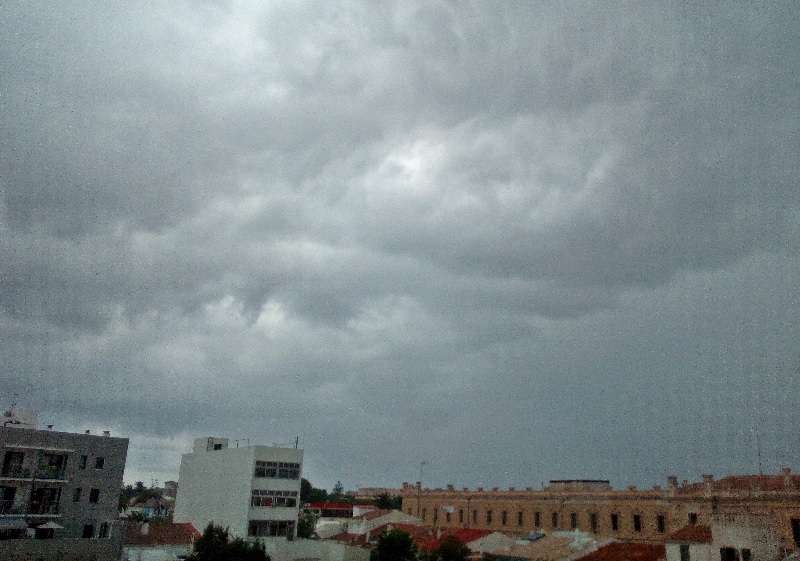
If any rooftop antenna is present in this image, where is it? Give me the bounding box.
[295,436,299,449]
[756,429,763,476]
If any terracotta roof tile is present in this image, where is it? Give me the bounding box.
[667,525,713,544]
[575,542,666,561]
[124,521,200,546]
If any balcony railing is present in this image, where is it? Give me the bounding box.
[0,467,31,479]
[34,467,66,480]
[0,499,21,514]
[29,501,60,515]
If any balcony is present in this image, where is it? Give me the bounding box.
[34,467,66,481]
[28,501,60,515]
[0,467,31,479]
[0,499,22,515]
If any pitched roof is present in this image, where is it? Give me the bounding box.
[124,521,200,546]
[667,525,713,544]
[356,508,393,520]
[574,542,666,561]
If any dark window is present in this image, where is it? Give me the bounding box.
[73,488,82,502]
[689,512,698,524]
[94,457,105,470]
[792,519,800,548]
[254,460,300,479]
[433,508,438,523]
[2,451,24,477]
[571,512,578,530]
[486,510,493,524]
[720,547,739,561]
[82,524,95,539]
[501,510,507,525]
[534,511,541,527]
[657,515,666,533]
[552,512,558,529]
[518,511,524,526]
[89,488,100,504]
[472,510,477,524]
[590,513,598,533]
[213,443,223,450]
[611,513,619,531]
[422,508,427,520]
[681,545,690,561]
[98,522,109,539]
[741,549,751,561]
[459,509,464,524]
[633,514,642,531]
[445,511,451,523]
[79,455,87,469]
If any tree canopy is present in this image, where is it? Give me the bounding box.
[430,536,470,561]
[187,523,270,561]
[370,528,417,561]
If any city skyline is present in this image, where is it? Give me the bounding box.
[1,2,798,492]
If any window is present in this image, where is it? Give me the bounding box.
[98,522,110,539]
[445,511,451,523]
[73,488,82,502]
[459,509,464,524]
[720,548,739,561]
[611,513,619,531]
[38,453,66,479]
[689,512,698,524]
[94,457,105,470]
[534,511,541,527]
[501,510,507,525]
[633,514,642,531]
[681,545,690,561]
[422,508,427,520]
[472,510,477,525]
[213,443,223,450]
[82,524,95,539]
[254,461,300,479]
[486,510,493,524]
[590,513,598,533]
[79,455,87,469]
[433,508,438,523]
[2,451,25,477]
[792,519,800,548]
[249,520,295,537]
[89,488,100,504]
[250,489,298,507]
[657,515,666,533]
[552,512,558,529]
[741,549,751,561]
[518,511,524,526]
[571,512,578,530]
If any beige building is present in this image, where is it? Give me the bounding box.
[401,472,800,554]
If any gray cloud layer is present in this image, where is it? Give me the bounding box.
[1,1,798,489]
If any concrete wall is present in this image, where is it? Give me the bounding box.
[263,538,370,561]
[0,537,124,561]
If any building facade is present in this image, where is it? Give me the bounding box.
[0,409,129,561]
[401,472,800,555]
[173,437,303,540]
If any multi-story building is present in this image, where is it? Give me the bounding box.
[0,408,129,561]
[401,472,800,554]
[173,437,303,540]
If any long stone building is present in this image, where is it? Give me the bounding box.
[400,472,800,554]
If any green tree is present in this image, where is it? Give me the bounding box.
[371,528,417,561]
[187,523,270,561]
[374,493,402,510]
[430,536,470,561]
[332,480,344,496]
[297,509,316,539]
[300,478,329,504]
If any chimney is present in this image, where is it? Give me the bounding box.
[667,476,678,489]
[85,430,90,434]
[446,484,454,491]
[702,474,714,496]
[102,430,111,436]
[782,468,792,487]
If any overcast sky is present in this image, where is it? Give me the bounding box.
[1,1,798,491]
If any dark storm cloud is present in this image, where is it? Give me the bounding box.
[1,1,798,488]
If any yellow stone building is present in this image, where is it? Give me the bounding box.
[400,471,800,553]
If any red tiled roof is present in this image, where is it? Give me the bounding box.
[575,542,666,561]
[124,521,200,546]
[307,503,358,509]
[358,509,393,520]
[667,525,713,544]
[711,475,800,492]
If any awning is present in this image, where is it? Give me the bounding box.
[37,521,63,529]
[0,518,28,530]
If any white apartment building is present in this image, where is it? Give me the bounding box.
[173,437,303,540]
